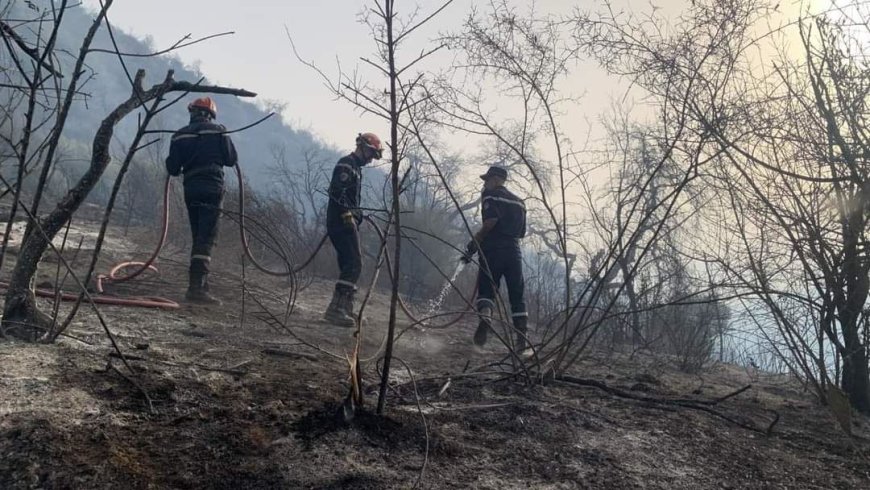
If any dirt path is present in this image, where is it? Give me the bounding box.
[2,258,870,489]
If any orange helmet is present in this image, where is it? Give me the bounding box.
[188,97,217,118]
[356,132,383,159]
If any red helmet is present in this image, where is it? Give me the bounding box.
[356,132,383,159]
[188,97,217,118]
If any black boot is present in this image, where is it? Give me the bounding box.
[341,288,357,323]
[474,305,492,346]
[514,315,532,357]
[324,288,355,328]
[186,271,221,305]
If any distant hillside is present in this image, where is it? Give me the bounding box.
[1,1,340,190]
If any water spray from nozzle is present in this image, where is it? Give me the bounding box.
[424,261,467,320]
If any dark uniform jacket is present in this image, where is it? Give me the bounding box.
[165,118,238,191]
[326,153,364,231]
[481,186,526,250]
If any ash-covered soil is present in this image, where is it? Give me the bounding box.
[1,223,869,489]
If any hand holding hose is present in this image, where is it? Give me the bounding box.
[342,212,356,229]
[460,239,478,264]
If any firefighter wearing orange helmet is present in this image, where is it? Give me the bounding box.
[323,132,383,327]
[165,97,238,304]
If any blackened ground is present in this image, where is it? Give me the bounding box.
[1,228,869,489]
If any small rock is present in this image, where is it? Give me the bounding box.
[635,373,661,385]
[264,400,286,418]
[269,437,294,447]
[630,382,651,392]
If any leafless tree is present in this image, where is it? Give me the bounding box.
[574,0,870,412]
[292,0,456,414]
[266,142,331,234]
[0,0,79,273]
[0,0,257,339]
[438,0,581,327]
[426,0,708,379]
[117,146,164,235]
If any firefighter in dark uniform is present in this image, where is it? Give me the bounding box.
[165,97,238,304]
[323,132,384,327]
[462,166,530,353]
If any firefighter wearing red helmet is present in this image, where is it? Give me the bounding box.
[165,97,238,304]
[323,132,383,327]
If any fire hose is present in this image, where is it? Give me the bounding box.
[0,176,180,309]
[90,164,331,309]
[19,163,474,323]
[20,163,328,311]
[91,176,178,307]
[231,162,472,331]
[233,164,327,276]
[16,165,310,311]
[364,216,474,331]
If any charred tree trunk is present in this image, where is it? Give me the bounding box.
[377,0,401,415]
[2,70,256,341]
[841,329,870,414]
[839,237,870,414]
[2,70,156,340]
[618,256,642,347]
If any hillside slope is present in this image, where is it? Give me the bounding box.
[1,1,339,190]
[0,220,868,489]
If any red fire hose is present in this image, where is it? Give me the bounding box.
[88,164,329,309]
[80,164,328,311]
[0,176,179,309]
[91,176,176,307]
[9,163,468,320]
[233,164,327,276]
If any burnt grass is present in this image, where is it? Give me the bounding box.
[2,260,870,489]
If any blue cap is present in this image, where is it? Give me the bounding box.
[480,166,508,181]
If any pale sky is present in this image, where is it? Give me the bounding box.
[81,0,631,152]
[81,0,838,153]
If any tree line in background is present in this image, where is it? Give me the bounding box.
[1,0,869,416]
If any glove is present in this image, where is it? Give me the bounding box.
[460,239,478,264]
[342,212,356,228]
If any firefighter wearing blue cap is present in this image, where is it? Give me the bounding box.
[462,166,530,354]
